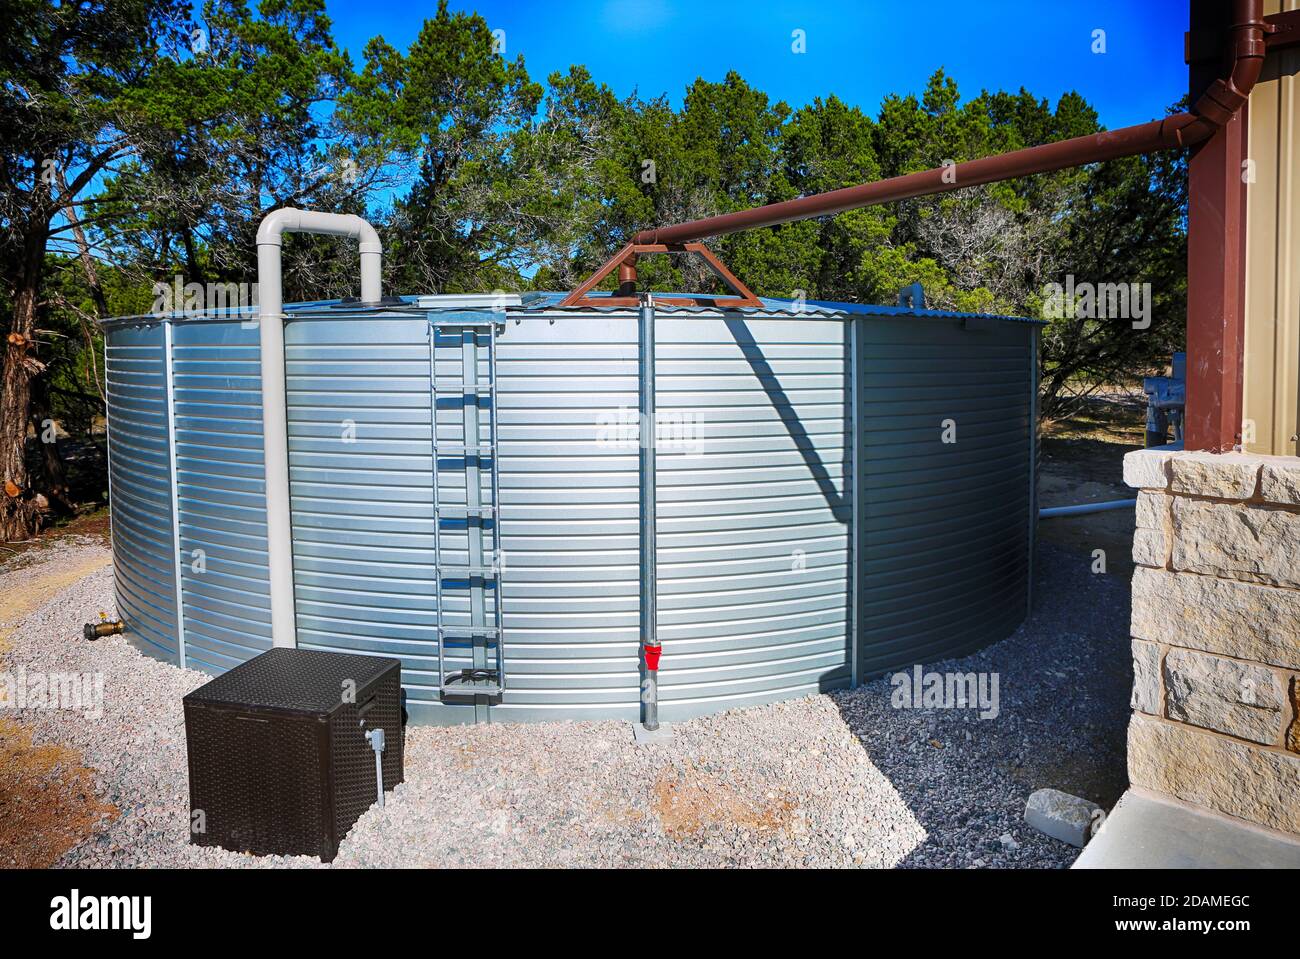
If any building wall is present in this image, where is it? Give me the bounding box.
[1244,0,1300,456]
[1124,448,1300,836]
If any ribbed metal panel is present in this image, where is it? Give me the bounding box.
[171,320,273,672]
[654,316,851,720]
[282,313,643,724]
[489,315,642,722]
[105,323,179,662]
[282,314,462,720]
[101,297,1037,726]
[857,316,1035,677]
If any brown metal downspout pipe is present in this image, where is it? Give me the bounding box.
[617,257,638,298]
[1184,0,1269,452]
[633,0,1267,248]
[636,116,1202,245]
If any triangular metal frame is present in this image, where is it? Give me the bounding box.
[558,242,764,309]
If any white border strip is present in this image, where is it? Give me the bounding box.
[163,320,187,669]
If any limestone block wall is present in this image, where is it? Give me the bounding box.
[1124,449,1300,836]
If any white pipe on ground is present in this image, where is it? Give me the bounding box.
[257,209,383,648]
[1038,499,1136,519]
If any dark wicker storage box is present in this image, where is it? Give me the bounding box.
[183,648,404,862]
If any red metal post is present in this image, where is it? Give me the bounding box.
[1184,109,1250,452]
[1184,1,1255,452]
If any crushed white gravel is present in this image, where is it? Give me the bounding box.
[2,540,1128,869]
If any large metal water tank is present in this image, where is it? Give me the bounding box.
[102,292,1039,724]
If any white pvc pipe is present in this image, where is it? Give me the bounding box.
[257,209,382,648]
[1038,499,1136,519]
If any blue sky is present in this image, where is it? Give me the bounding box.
[325,0,1191,128]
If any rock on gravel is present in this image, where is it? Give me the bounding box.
[1025,788,1103,848]
[1,541,1130,869]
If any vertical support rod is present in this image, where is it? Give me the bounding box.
[163,320,187,669]
[639,296,660,730]
[848,317,863,689]
[1027,325,1039,617]
[429,324,445,692]
[462,329,489,724]
[488,321,505,689]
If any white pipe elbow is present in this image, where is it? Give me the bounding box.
[256,207,382,304]
[255,207,384,650]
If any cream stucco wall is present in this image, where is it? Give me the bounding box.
[1244,0,1300,455]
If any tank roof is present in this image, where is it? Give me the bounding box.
[99,291,1043,327]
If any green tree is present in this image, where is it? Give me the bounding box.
[347,1,545,293]
[0,0,194,537]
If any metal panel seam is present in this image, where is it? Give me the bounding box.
[164,320,188,668]
[849,315,863,688]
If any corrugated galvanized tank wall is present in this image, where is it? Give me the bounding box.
[172,320,273,672]
[655,316,850,721]
[279,309,644,724]
[101,297,1037,724]
[856,313,1037,678]
[105,322,180,662]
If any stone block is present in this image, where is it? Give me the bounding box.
[1123,449,1173,491]
[1131,639,1161,715]
[1135,490,1169,531]
[1169,450,1261,500]
[1131,528,1166,568]
[1162,648,1284,745]
[1260,459,1300,507]
[1131,567,1300,670]
[1127,713,1300,836]
[1171,498,1300,588]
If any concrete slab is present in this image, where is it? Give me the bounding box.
[632,722,674,745]
[1074,789,1300,869]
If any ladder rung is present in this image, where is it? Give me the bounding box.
[436,505,495,518]
[438,625,500,639]
[441,676,502,696]
[438,566,498,580]
[434,443,495,457]
[433,383,494,395]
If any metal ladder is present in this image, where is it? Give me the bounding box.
[430,314,504,701]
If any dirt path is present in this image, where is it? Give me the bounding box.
[0,538,117,867]
[0,546,112,655]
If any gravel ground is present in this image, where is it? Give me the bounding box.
[1,539,1129,869]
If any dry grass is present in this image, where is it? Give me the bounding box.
[0,527,116,866]
[1041,390,1147,445]
[651,762,795,839]
[0,546,112,655]
[0,717,117,868]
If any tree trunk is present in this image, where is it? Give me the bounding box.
[29,374,74,518]
[1,227,48,541]
[55,168,110,318]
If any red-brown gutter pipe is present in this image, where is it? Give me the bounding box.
[634,0,1268,247]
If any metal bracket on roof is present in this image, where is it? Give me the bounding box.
[559,242,763,309]
[897,282,925,310]
[426,310,506,333]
